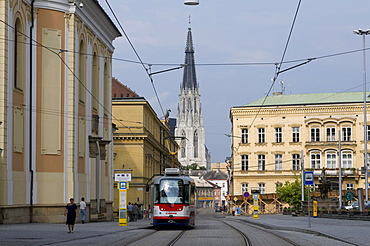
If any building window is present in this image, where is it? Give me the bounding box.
[367,125,370,141]
[92,51,99,111]
[275,127,282,143]
[241,155,248,171]
[14,18,25,91]
[292,127,300,142]
[326,152,336,169]
[194,131,198,158]
[310,152,321,169]
[241,128,248,144]
[367,153,370,167]
[275,154,282,171]
[79,40,86,103]
[181,130,186,158]
[258,154,265,171]
[342,127,352,141]
[342,151,353,168]
[326,127,336,141]
[310,127,320,142]
[258,128,265,143]
[258,183,265,194]
[346,183,354,190]
[292,154,300,171]
[241,183,248,193]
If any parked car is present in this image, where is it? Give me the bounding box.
[343,201,370,210]
[215,206,225,212]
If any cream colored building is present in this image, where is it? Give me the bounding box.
[230,92,370,198]
[112,97,180,214]
[0,0,120,223]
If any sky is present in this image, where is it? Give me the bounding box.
[99,0,370,163]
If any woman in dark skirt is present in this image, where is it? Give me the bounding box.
[65,198,77,233]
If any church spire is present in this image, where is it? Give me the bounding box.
[182,16,198,90]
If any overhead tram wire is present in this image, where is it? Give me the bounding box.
[247,0,303,129]
[3,20,370,130]
[104,0,166,116]
[0,19,149,145]
[2,33,369,69]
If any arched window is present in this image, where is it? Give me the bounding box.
[92,50,99,112]
[103,62,110,116]
[181,130,186,158]
[194,131,198,158]
[310,151,321,169]
[79,39,86,103]
[342,150,353,168]
[14,18,25,90]
[326,151,337,169]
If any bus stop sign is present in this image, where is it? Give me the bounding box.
[304,171,314,185]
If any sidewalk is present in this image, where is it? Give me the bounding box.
[0,219,151,246]
[226,214,370,245]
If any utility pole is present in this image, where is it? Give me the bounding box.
[301,150,305,202]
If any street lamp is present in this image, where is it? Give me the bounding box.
[184,0,199,5]
[353,29,370,201]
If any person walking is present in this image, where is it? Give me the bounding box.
[65,198,77,233]
[232,205,236,216]
[127,202,133,222]
[133,203,139,221]
[80,197,86,224]
[148,205,152,219]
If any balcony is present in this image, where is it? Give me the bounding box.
[305,140,356,148]
[310,168,357,176]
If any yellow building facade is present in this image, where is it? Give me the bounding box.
[0,0,120,223]
[230,92,370,198]
[112,97,180,214]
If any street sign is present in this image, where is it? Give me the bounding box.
[115,173,132,182]
[346,191,355,201]
[233,197,238,202]
[243,192,250,198]
[304,171,314,185]
[119,182,127,190]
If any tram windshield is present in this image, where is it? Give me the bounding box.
[154,179,190,204]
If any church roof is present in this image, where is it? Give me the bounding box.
[181,26,198,90]
[239,91,368,107]
[112,77,139,98]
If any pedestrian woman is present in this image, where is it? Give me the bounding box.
[65,198,77,233]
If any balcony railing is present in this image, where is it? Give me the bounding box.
[310,169,357,176]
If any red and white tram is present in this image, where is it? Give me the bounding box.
[149,168,195,228]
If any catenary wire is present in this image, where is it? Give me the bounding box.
[103,0,165,116]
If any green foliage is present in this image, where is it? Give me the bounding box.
[182,163,206,170]
[276,177,302,209]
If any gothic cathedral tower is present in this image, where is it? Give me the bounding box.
[175,24,209,169]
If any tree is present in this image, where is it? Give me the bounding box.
[276,177,302,209]
[182,163,206,170]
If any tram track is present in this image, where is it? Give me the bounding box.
[222,219,299,246]
[119,228,187,246]
[225,217,356,246]
[198,212,298,246]
[219,220,252,246]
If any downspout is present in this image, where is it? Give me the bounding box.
[29,0,35,223]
